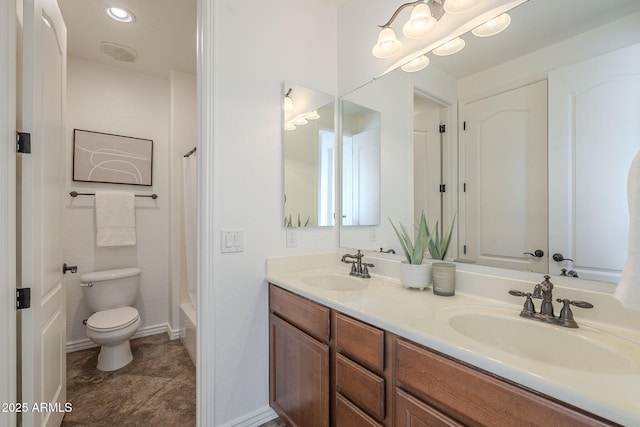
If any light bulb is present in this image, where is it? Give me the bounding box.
[472,13,511,37]
[305,110,320,120]
[372,27,403,58]
[432,37,465,56]
[402,3,437,39]
[443,0,482,14]
[284,96,293,111]
[106,7,134,23]
[401,55,430,73]
[293,116,308,126]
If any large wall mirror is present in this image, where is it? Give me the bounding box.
[339,0,640,284]
[283,82,335,227]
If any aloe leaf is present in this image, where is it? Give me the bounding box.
[389,218,411,262]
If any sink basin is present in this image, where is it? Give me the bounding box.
[302,273,369,291]
[436,305,640,374]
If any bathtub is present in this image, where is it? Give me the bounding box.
[180,301,196,365]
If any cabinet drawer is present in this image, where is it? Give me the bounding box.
[395,338,614,427]
[336,353,385,422]
[269,285,330,342]
[336,393,383,427]
[335,312,384,372]
[395,388,463,427]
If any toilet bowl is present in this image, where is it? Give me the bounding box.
[86,307,141,371]
[81,268,142,371]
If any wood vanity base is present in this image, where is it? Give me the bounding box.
[268,284,619,427]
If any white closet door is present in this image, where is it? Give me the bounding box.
[548,43,640,282]
[461,80,548,272]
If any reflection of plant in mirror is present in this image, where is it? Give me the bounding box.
[389,211,430,265]
[428,214,456,260]
[284,213,311,228]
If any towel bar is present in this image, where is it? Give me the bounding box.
[69,191,158,200]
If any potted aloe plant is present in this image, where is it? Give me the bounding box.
[389,211,432,290]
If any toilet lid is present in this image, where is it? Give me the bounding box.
[87,307,139,331]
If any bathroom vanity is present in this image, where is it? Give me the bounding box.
[267,254,640,426]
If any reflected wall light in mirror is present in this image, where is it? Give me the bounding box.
[283,82,335,228]
[339,0,640,285]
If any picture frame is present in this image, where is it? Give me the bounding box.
[73,129,153,186]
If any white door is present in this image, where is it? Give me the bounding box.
[548,43,640,282]
[413,99,443,229]
[352,128,381,226]
[460,80,548,272]
[19,0,67,426]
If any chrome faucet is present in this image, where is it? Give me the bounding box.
[509,275,593,328]
[341,250,374,278]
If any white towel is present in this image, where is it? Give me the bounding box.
[614,151,640,310]
[95,190,137,247]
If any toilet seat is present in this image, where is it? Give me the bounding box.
[87,307,139,332]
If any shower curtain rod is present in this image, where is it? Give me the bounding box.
[69,191,158,199]
[184,147,197,157]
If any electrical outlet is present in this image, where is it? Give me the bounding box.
[286,229,297,248]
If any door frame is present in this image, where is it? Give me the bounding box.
[0,0,18,425]
[0,0,216,425]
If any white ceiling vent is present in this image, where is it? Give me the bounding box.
[100,42,137,62]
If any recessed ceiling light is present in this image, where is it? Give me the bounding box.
[106,7,135,23]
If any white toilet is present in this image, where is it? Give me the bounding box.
[80,267,142,371]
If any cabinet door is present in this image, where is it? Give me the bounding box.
[395,389,463,427]
[270,313,329,427]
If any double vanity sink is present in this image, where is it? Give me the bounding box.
[267,253,640,426]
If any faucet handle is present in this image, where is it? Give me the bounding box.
[509,290,536,317]
[362,263,374,278]
[556,298,593,328]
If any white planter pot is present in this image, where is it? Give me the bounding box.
[400,262,431,290]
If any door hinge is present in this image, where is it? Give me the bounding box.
[17,288,31,310]
[463,183,467,192]
[439,184,446,193]
[463,121,467,131]
[463,245,467,255]
[16,131,31,153]
[439,124,446,133]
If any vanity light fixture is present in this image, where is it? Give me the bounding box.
[472,13,511,37]
[292,116,308,126]
[372,27,403,58]
[403,3,437,39]
[401,55,430,72]
[284,88,294,111]
[432,37,465,56]
[106,7,135,23]
[284,122,296,131]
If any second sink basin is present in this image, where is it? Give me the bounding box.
[435,305,640,375]
[302,273,370,291]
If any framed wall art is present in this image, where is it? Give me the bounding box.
[73,129,153,186]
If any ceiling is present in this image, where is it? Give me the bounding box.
[57,0,640,81]
[427,0,640,79]
[58,0,197,78]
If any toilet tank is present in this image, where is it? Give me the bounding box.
[81,267,141,312]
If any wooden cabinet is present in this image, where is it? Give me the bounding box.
[269,287,330,427]
[394,337,617,427]
[268,284,618,427]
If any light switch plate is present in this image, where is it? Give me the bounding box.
[221,230,243,253]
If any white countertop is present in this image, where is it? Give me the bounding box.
[267,253,640,426]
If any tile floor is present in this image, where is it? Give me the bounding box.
[63,333,285,427]
[63,334,196,426]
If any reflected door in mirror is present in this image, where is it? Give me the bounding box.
[460,80,548,273]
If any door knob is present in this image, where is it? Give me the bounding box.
[552,253,574,262]
[523,249,544,258]
[62,263,78,274]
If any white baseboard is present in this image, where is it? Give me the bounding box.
[66,323,175,353]
[218,406,279,427]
